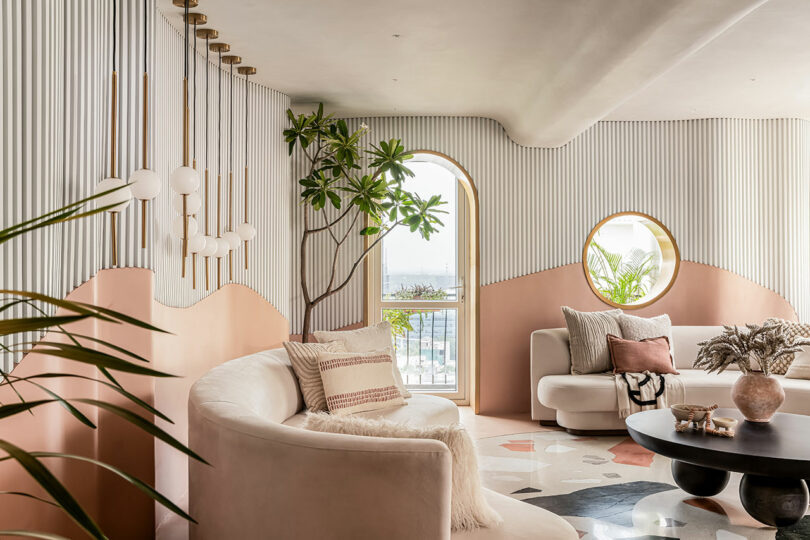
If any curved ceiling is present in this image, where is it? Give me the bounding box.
[160,0,803,147]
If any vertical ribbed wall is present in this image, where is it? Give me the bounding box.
[152,13,291,313]
[0,2,291,372]
[290,117,810,332]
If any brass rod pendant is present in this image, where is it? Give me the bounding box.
[192,253,197,289]
[111,71,117,177]
[244,241,248,270]
[142,73,148,169]
[205,257,209,290]
[183,77,189,167]
[182,194,188,277]
[141,200,147,249]
[111,213,118,267]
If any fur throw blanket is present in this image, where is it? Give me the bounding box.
[304,412,502,531]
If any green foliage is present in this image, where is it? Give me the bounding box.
[586,240,660,304]
[382,284,448,339]
[284,103,447,241]
[0,191,205,539]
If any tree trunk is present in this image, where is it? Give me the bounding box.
[302,303,313,343]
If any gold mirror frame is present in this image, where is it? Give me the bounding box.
[582,211,680,309]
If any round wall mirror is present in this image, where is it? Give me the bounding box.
[583,212,680,309]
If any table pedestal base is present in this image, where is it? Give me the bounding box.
[671,460,729,497]
[739,474,809,527]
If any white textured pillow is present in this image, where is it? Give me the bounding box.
[314,321,411,398]
[317,349,406,415]
[304,413,502,532]
[785,349,810,380]
[617,313,674,357]
[562,307,622,374]
[283,341,346,412]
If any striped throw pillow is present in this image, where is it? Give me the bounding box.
[283,341,346,412]
[317,350,406,415]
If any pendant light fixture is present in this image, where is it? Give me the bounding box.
[170,0,201,278]
[95,0,132,266]
[237,66,257,268]
[129,0,160,249]
[210,40,231,288]
[197,27,218,290]
[222,54,242,281]
[184,11,206,289]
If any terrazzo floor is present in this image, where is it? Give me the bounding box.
[475,430,810,539]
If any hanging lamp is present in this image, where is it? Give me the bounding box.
[95,0,132,266]
[210,40,231,288]
[184,11,207,289]
[222,54,242,281]
[170,0,201,278]
[129,0,160,249]
[197,27,218,290]
[237,66,257,268]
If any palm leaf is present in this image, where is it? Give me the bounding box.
[31,452,195,523]
[0,440,106,540]
[17,343,175,378]
[0,531,71,540]
[0,316,89,337]
[0,491,58,507]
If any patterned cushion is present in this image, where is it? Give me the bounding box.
[765,318,810,375]
[562,307,623,374]
[283,341,346,412]
[317,350,406,415]
[313,321,412,399]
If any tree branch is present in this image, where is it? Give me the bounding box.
[307,206,353,234]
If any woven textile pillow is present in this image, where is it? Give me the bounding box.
[304,413,502,532]
[283,341,346,412]
[765,318,810,375]
[317,349,406,415]
[617,313,674,356]
[314,321,411,398]
[562,307,623,374]
[607,334,678,374]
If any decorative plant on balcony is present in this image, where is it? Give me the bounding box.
[695,322,810,375]
[0,188,206,539]
[586,240,659,304]
[285,104,447,340]
[383,283,448,337]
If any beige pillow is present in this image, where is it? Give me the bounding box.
[304,413,502,532]
[765,318,810,375]
[283,341,346,412]
[785,349,810,379]
[562,306,622,374]
[314,321,411,398]
[617,313,674,357]
[317,349,406,415]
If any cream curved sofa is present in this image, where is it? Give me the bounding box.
[189,348,577,540]
[531,326,810,432]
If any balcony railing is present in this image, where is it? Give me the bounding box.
[386,308,457,392]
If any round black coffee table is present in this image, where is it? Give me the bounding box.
[626,408,810,527]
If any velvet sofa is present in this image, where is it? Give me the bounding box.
[531,326,810,432]
[189,348,577,540]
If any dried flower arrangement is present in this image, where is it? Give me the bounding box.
[694,322,810,376]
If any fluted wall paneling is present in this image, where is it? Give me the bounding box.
[290,117,810,333]
[1,1,292,372]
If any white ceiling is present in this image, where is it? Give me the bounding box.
[161,0,809,147]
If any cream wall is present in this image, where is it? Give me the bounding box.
[290,116,810,333]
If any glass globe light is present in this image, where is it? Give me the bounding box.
[94,177,132,212]
[201,236,218,257]
[223,230,241,250]
[172,215,198,238]
[169,166,200,194]
[129,169,161,200]
[215,237,230,258]
[172,192,202,215]
[188,234,206,254]
[237,222,256,242]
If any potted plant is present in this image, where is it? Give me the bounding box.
[694,322,810,422]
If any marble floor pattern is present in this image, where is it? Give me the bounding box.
[476,431,810,540]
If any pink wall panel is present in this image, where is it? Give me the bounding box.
[478,261,798,414]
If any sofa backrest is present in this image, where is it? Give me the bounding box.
[670,326,726,369]
[190,348,303,424]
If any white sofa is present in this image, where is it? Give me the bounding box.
[189,348,577,540]
[531,326,810,432]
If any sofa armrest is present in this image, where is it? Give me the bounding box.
[530,328,571,421]
[189,401,453,540]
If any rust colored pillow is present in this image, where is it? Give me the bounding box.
[606,334,679,374]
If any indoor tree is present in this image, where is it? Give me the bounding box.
[284,105,447,341]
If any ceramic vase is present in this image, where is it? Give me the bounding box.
[731,371,784,422]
